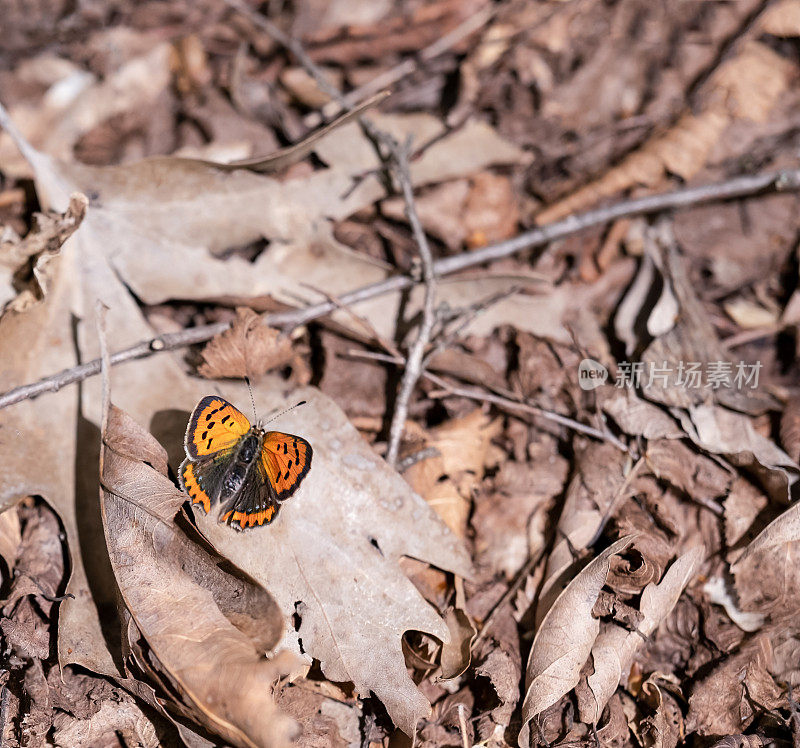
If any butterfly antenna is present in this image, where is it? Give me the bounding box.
[263,400,307,426]
[244,376,258,424]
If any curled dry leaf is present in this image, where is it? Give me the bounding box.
[576,546,704,725]
[637,676,684,748]
[439,579,477,680]
[100,404,299,747]
[198,307,302,380]
[518,536,635,748]
[190,387,472,736]
[0,192,87,313]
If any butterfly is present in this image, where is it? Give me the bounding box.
[179,395,313,530]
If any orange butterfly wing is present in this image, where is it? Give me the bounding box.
[184,395,251,459]
[261,431,313,501]
[181,461,211,513]
[221,504,277,529]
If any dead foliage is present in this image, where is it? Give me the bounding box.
[1,1,800,746]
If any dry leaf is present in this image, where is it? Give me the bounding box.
[100,404,299,747]
[761,0,800,35]
[686,635,781,736]
[464,172,519,248]
[602,388,683,441]
[536,41,795,224]
[577,546,704,724]
[188,387,472,736]
[676,404,798,500]
[0,193,86,312]
[404,408,502,539]
[780,394,800,464]
[0,504,21,578]
[518,536,635,747]
[0,39,172,178]
[724,298,779,329]
[52,700,160,748]
[381,179,471,250]
[536,442,630,624]
[198,308,298,379]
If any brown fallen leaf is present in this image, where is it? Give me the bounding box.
[274,680,359,748]
[381,179,471,251]
[724,477,768,547]
[535,442,631,624]
[471,446,568,579]
[645,440,732,503]
[100,404,299,747]
[576,546,704,725]
[518,536,635,747]
[780,393,800,464]
[464,172,520,248]
[474,621,521,743]
[535,41,796,224]
[0,192,86,312]
[404,408,502,539]
[0,39,172,178]
[0,504,21,580]
[198,307,305,381]
[686,635,783,736]
[53,691,161,748]
[186,386,472,737]
[637,676,684,748]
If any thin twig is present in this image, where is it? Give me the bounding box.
[471,547,547,650]
[224,0,440,467]
[385,140,438,467]
[397,446,441,472]
[343,349,631,453]
[424,371,632,454]
[303,4,496,128]
[586,456,644,548]
[2,167,800,410]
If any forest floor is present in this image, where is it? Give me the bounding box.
[2,1,800,746]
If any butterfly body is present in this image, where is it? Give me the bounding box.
[180,396,312,530]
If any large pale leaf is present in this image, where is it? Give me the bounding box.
[578,546,704,724]
[518,536,634,748]
[191,386,472,736]
[100,405,298,747]
[0,100,495,677]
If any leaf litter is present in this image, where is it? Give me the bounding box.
[2,1,800,746]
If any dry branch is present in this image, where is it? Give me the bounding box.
[1,167,800,411]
